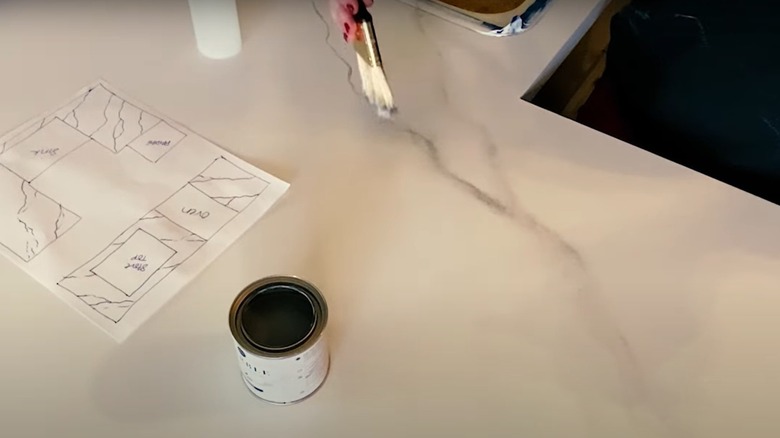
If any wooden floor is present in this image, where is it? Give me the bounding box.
[530,0,629,119]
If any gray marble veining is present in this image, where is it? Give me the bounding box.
[311,0,667,433]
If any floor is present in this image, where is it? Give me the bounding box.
[530,0,780,206]
[530,0,629,120]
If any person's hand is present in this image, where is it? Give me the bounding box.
[329,0,374,43]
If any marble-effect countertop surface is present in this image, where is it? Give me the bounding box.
[0,1,779,437]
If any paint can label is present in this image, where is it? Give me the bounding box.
[234,335,329,404]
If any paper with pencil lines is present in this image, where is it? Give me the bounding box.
[0,80,288,342]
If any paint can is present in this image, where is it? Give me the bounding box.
[229,275,329,405]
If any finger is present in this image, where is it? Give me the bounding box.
[334,6,359,42]
[363,0,374,7]
[339,0,358,15]
[329,0,354,22]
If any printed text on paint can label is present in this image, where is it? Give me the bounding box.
[235,336,329,404]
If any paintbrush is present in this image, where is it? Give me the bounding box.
[352,0,396,118]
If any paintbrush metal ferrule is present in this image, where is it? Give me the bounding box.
[353,19,383,69]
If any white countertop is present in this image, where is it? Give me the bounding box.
[2,1,780,437]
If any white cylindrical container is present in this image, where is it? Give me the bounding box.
[187,0,242,59]
[229,276,330,405]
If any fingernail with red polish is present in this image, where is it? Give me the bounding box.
[344,22,350,32]
[343,32,348,41]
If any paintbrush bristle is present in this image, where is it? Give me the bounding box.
[356,49,396,119]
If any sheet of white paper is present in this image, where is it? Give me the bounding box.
[0,80,289,342]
